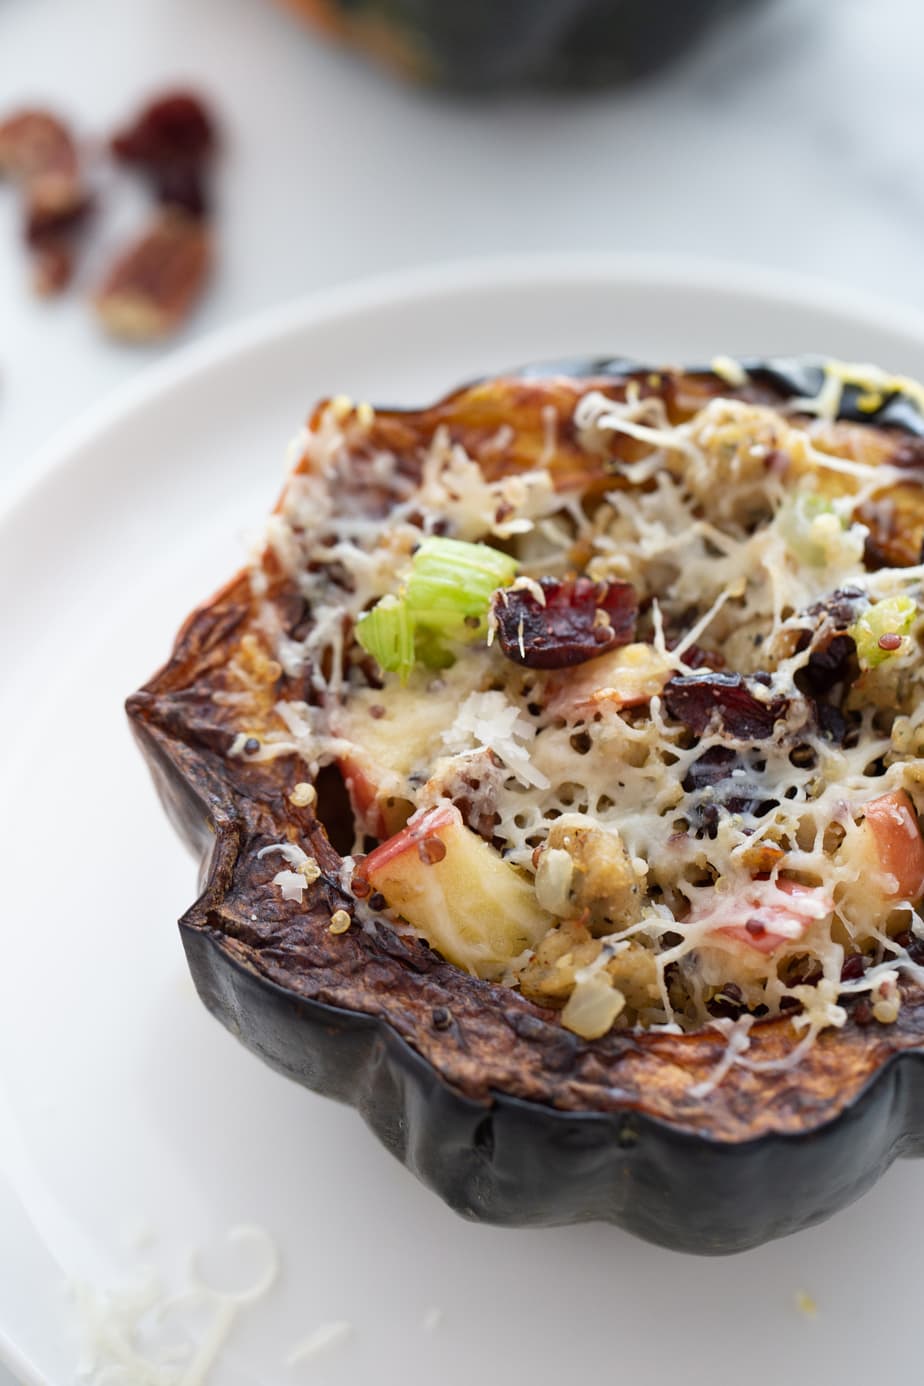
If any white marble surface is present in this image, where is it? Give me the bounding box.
[3,0,924,480]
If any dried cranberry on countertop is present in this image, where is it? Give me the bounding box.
[491,576,637,669]
[111,91,217,218]
[98,90,219,340]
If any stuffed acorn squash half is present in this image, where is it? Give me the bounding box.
[128,355,924,1253]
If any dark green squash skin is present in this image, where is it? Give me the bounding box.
[129,356,924,1254]
[287,0,771,89]
[182,925,924,1253]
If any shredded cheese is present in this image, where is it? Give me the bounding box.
[234,361,924,1087]
[73,1226,279,1386]
[284,1320,352,1366]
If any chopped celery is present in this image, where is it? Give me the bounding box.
[355,595,416,681]
[412,627,457,671]
[405,537,518,622]
[356,537,518,681]
[850,595,917,669]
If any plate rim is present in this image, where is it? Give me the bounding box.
[8,250,924,529]
[0,1334,44,1386]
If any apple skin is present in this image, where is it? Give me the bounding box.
[358,804,551,979]
[339,750,413,840]
[547,643,671,721]
[861,790,924,903]
[332,660,485,840]
[713,879,830,956]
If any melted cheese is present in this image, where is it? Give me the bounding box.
[239,366,924,1086]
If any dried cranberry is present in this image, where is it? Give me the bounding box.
[113,92,214,164]
[112,91,216,218]
[492,577,636,669]
[791,626,857,748]
[813,702,848,746]
[841,953,867,981]
[681,746,768,836]
[797,633,857,697]
[149,160,208,218]
[677,643,725,671]
[664,672,787,741]
[683,745,740,789]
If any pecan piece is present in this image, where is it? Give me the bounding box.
[492,577,637,668]
[32,242,76,297]
[0,109,91,294]
[94,210,212,341]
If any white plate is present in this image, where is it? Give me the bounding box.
[6,254,924,1386]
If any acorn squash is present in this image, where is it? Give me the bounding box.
[128,355,924,1253]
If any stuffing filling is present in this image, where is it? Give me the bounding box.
[232,365,924,1076]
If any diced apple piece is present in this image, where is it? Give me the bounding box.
[358,804,551,979]
[338,750,413,839]
[333,661,482,838]
[837,790,924,931]
[860,790,924,902]
[547,642,671,721]
[694,878,832,955]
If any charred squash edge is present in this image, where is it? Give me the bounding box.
[127,355,924,1254]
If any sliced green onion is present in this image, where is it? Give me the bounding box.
[357,537,518,681]
[355,594,416,681]
[850,595,917,669]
